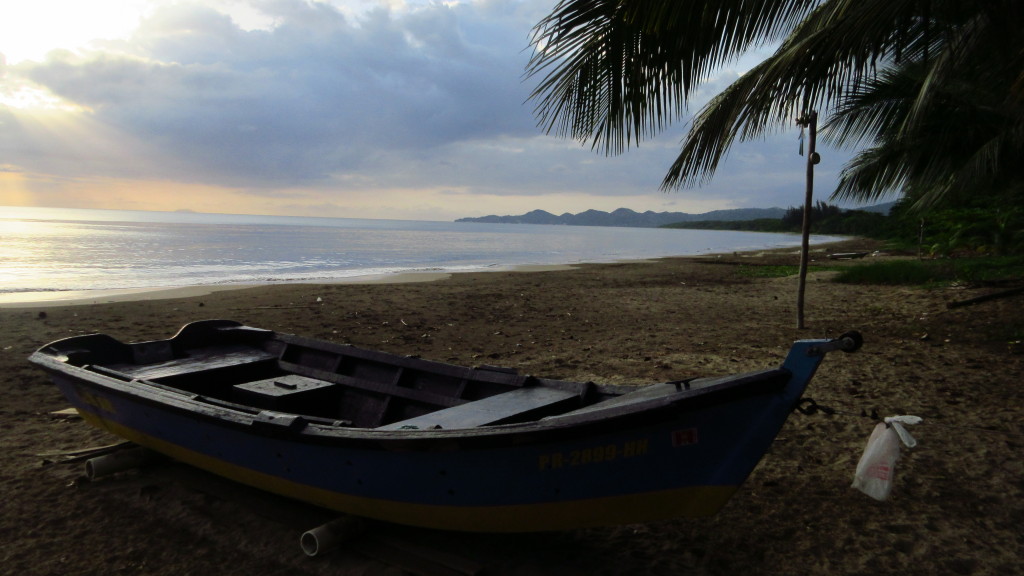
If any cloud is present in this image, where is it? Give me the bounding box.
[11,2,539,186]
[1,0,859,218]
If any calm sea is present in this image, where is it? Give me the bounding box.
[0,206,843,300]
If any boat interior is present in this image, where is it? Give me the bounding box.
[45,322,791,431]
[51,323,607,430]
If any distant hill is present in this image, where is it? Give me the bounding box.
[456,207,788,228]
[856,201,896,214]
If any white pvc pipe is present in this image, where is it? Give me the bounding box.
[84,447,156,480]
[300,516,365,557]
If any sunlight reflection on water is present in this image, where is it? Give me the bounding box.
[1,206,842,297]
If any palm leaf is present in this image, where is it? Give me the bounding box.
[527,0,1024,210]
[662,0,931,188]
[526,0,820,154]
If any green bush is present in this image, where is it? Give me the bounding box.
[833,256,1024,285]
[833,261,946,285]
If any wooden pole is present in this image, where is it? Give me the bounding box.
[796,111,817,330]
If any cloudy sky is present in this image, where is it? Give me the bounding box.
[0,0,855,221]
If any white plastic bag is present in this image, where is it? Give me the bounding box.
[851,416,921,501]
[885,415,922,448]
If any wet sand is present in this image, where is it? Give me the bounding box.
[2,239,1021,575]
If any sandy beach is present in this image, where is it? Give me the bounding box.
[2,238,1021,576]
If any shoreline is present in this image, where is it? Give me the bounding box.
[3,209,849,310]
[0,266,582,308]
[0,240,854,309]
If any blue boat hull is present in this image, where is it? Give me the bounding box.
[32,323,857,531]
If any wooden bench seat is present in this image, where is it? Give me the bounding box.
[376,386,581,430]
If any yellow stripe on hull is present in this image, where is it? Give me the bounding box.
[85,414,738,532]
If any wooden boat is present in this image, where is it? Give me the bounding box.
[29,320,861,532]
[828,251,870,260]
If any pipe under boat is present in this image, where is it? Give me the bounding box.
[300,516,366,557]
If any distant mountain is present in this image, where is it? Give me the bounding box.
[456,207,788,228]
[857,201,896,214]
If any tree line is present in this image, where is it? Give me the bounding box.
[663,201,1024,257]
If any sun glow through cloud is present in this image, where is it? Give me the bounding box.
[0,84,85,112]
[0,1,152,65]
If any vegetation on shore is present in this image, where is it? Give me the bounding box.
[674,198,1020,249]
[665,200,1024,257]
[685,199,1024,288]
[737,256,1024,287]
[662,202,894,237]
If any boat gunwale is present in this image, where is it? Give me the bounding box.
[28,343,794,448]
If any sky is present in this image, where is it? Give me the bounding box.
[0,0,857,221]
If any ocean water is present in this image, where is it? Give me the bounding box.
[0,206,843,300]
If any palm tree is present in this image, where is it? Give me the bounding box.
[527,0,1023,326]
[526,1,1022,205]
[826,23,1024,211]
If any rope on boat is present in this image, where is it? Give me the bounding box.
[794,397,838,416]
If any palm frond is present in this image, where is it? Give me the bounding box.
[831,145,912,204]
[527,0,1024,211]
[820,64,925,149]
[831,65,1024,208]
[662,0,930,188]
[526,0,821,154]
